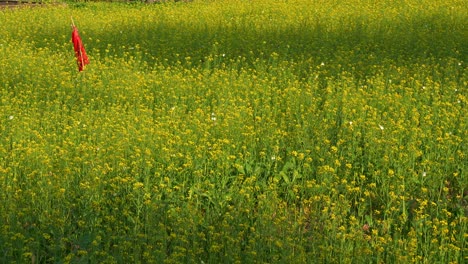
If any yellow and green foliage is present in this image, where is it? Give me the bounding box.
[0,0,466,263]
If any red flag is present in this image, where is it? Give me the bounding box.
[71,26,89,71]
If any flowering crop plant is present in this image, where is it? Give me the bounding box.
[0,0,466,263]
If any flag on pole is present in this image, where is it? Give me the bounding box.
[71,20,89,72]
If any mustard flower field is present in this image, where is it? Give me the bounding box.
[0,0,466,263]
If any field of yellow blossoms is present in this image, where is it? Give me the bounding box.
[0,0,466,262]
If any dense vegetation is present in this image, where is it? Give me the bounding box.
[0,0,466,263]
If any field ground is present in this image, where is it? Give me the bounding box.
[0,0,467,263]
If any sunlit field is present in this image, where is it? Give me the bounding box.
[0,0,466,262]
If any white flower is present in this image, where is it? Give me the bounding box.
[349,121,353,125]
[422,171,427,177]
[271,155,276,161]
[320,62,325,66]
[378,124,384,130]
[211,113,216,121]
[8,115,14,120]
